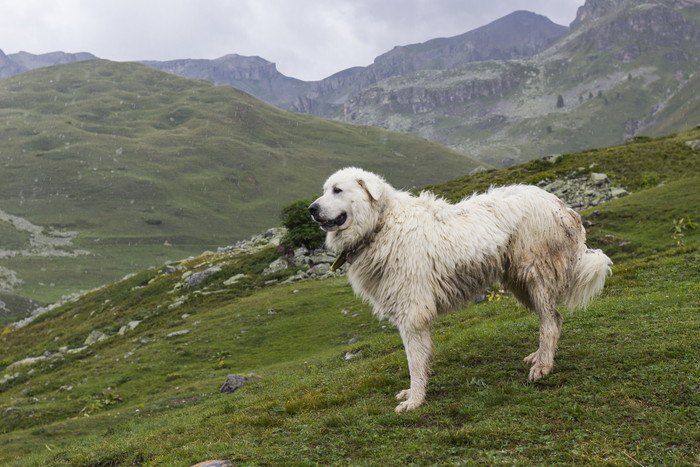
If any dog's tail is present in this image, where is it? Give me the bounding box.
[564,247,612,310]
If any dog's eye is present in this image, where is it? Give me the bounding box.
[333,187,342,194]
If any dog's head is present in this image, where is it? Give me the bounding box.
[309,167,387,249]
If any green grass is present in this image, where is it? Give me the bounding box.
[427,127,700,201]
[1,130,698,465]
[0,59,484,312]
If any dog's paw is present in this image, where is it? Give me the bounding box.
[528,363,553,381]
[395,389,411,401]
[523,351,539,365]
[395,398,423,413]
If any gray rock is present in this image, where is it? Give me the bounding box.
[611,188,629,198]
[263,257,288,275]
[84,330,108,346]
[308,263,330,276]
[344,350,361,361]
[589,172,609,183]
[166,329,190,338]
[684,139,700,151]
[219,374,252,394]
[192,461,233,467]
[186,266,222,288]
[223,273,247,286]
[118,320,141,335]
[308,253,336,264]
[293,245,309,258]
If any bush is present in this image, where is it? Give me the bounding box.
[280,198,326,250]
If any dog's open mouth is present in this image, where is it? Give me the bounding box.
[320,212,347,230]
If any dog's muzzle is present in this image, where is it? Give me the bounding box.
[309,203,347,231]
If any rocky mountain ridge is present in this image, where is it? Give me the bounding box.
[0,49,95,77]
[140,10,567,117]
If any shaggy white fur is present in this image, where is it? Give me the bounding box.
[310,167,612,412]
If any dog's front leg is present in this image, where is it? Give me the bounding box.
[395,324,433,412]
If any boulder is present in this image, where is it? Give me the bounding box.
[219,374,252,394]
[84,330,108,346]
[118,320,141,335]
[263,257,288,275]
[186,266,221,288]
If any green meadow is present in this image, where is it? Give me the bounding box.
[0,130,698,465]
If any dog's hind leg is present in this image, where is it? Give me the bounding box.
[524,294,562,381]
[395,323,433,412]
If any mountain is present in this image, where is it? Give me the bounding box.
[8,50,96,70]
[140,1,700,166]
[1,128,698,464]
[0,49,96,77]
[142,10,567,117]
[143,54,307,109]
[0,49,24,78]
[0,59,484,318]
[338,0,700,165]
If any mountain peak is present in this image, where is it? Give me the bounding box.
[570,0,628,28]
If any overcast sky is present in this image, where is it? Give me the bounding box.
[0,0,584,81]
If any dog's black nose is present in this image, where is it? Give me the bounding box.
[308,203,320,217]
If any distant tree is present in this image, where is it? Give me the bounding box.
[579,94,584,103]
[556,94,565,108]
[589,91,594,99]
[597,90,604,98]
[280,198,326,250]
[628,73,633,81]
[546,125,553,134]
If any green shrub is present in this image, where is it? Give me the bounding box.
[280,199,326,250]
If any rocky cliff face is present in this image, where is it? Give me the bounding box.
[140,11,567,117]
[287,10,567,115]
[570,0,628,28]
[344,65,527,119]
[572,0,700,62]
[144,54,307,107]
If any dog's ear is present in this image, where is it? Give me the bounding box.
[357,176,383,201]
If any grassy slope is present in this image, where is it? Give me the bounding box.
[0,60,483,309]
[0,131,698,465]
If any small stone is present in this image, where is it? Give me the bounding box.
[219,374,252,394]
[166,330,190,338]
[181,313,190,319]
[84,330,108,346]
[343,351,361,361]
[192,461,233,467]
[118,321,141,336]
[611,188,629,198]
[348,337,359,344]
[223,273,247,286]
[263,257,288,275]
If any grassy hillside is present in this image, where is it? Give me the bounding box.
[0,131,698,465]
[0,59,484,313]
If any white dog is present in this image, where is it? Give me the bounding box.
[310,167,611,412]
